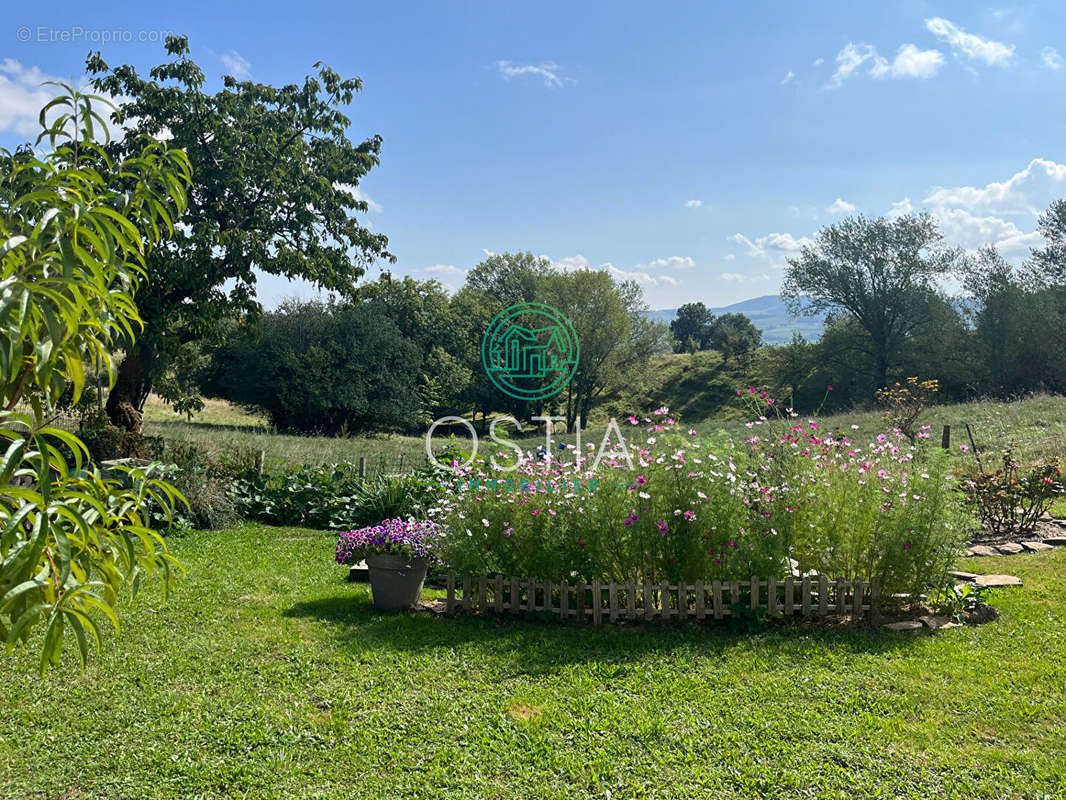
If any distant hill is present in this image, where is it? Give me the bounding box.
[645,294,823,345]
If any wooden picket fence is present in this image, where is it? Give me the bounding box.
[445,573,881,624]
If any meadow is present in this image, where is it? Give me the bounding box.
[1,524,1064,799]
[142,392,1066,471]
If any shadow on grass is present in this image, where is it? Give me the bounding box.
[283,591,919,674]
[148,420,269,435]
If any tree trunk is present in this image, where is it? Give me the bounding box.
[106,346,153,433]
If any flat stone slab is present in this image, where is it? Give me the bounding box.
[995,543,1024,555]
[1021,540,1053,552]
[1042,536,1066,546]
[948,570,979,581]
[883,620,924,632]
[967,545,999,557]
[974,574,1022,588]
[919,615,962,631]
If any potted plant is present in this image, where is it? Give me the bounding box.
[335,518,439,611]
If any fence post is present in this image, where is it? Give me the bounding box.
[941,425,951,450]
[255,449,265,475]
[399,454,406,473]
[359,456,367,479]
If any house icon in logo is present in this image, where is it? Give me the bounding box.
[491,325,570,378]
[482,304,579,400]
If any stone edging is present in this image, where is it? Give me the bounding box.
[965,537,1065,557]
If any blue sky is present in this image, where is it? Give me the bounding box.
[3,1,1066,309]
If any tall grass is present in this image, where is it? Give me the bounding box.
[140,393,1066,470]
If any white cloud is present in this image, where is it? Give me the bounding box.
[931,207,1039,253]
[0,59,54,136]
[873,44,944,79]
[495,61,571,88]
[547,254,591,272]
[685,199,703,208]
[221,51,252,80]
[812,58,825,67]
[424,264,465,277]
[638,255,696,270]
[541,253,681,286]
[334,183,382,212]
[604,264,677,286]
[0,59,126,141]
[728,231,814,264]
[880,159,1066,257]
[925,17,1014,66]
[923,158,1066,216]
[720,272,747,281]
[830,42,942,85]
[1041,47,1063,70]
[886,197,914,220]
[826,197,856,214]
[831,43,879,86]
[781,71,795,85]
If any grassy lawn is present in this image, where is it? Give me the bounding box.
[2,526,1064,799]
[139,393,1066,472]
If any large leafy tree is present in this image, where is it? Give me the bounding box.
[204,299,423,434]
[0,86,189,671]
[457,252,667,431]
[669,302,714,353]
[706,312,762,363]
[783,213,960,389]
[88,36,394,431]
[544,269,666,431]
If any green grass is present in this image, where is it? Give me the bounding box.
[2,525,1065,799]
[144,393,1066,472]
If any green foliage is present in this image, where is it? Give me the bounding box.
[204,298,424,434]
[231,465,426,530]
[961,446,1065,537]
[669,302,714,352]
[877,377,939,443]
[87,36,394,430]
[783,213,962,388]
[0,83,191,671]
[3,526,1065,797]
[706,312,762,363]
[435,413,972,597]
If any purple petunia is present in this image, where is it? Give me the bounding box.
[335,518,440,565]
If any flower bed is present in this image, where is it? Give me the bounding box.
[430,402,975,598]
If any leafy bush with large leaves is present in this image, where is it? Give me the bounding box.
[0,84,191,671]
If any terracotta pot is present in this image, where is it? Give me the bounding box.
[365,553,429,611]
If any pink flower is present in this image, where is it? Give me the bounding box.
[959,445,969,452]
[636,475,646,486]
[531,509,540,516]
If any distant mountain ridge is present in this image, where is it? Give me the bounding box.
[645,294,823,345]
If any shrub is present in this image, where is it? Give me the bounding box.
[877,377,939,443]
[432,404,973,598]
[79,408,165,462]
[202,300,424,434]
[961,446,1065,537]
[231,465,428,530]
